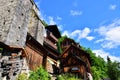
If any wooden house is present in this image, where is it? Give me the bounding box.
[0,32,49,79]
[60,38,91,79]
[24,34,48,70]
[43,25,61,74]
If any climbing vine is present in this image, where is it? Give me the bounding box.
[57,36,67,54]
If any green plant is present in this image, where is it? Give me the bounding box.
[57,73,80,80]
[29,66,51,80]
[0,48,3,53]
[84,48,108,80]
[91,66,101,80]
[57,36,67,54]
[107,58,120,80]
[17,73,28,80]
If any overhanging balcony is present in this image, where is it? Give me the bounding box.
[44,38,57,50]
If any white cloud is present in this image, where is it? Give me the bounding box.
[95,39,104,43]
[93,49,120,62]
[43,16,64,31]
[58,25,63,31]
[70,10,82,16]
[109,4,117,10]
[56,16,62,20]
[105,27,120,43]
[62,27,94,41]
[78,27,90,40]
[86,36,95,41]
[48,16,56,25]
[95,19,120,49]
[71,30,81,37]
[62,30,70,37]
[47,16,64,31]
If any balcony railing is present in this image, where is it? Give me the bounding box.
[44,38,57,50]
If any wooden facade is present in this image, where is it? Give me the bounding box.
[60,38,91,79]
[25,34,47,70]
[44,25,61,74]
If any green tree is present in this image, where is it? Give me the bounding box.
[84,48,108,80]
[91,66,101,80]
[107,57,120,80]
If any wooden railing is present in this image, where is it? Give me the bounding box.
[44,38,57,50]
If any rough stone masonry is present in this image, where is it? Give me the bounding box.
[0,0,45,80]
[0,0,45,47]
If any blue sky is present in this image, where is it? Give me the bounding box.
[34,0,120,62]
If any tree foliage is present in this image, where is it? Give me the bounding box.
[17,73,28,80]
[107,58,120,80]
[57,73,80,80]
[57,36,68,54]
[84,48,108,80]
[29,66,51,80]
[83,47,120,80]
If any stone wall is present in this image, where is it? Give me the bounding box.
[36,20,45,45]
[0,0,18,45]
[0,0,45,47]
[27,8,45,45]
[28,10,38,38]
[6,0,33,47]
[0,48,27,80]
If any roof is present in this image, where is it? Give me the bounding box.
[45,25,61,39]
[61,44,89,57]
[62,38,76,43]
[60,44,91,64]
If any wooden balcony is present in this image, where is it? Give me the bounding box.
[44,38,57,50]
